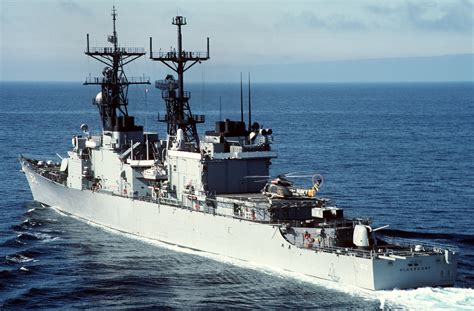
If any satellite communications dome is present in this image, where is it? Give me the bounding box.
[95,92,103,105]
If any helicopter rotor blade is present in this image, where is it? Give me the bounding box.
[284,174,314,178]
[283,171,303,177]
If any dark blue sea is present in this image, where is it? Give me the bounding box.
[1,81,473,309]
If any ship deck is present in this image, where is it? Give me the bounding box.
[216,192,326,208]
[217,192,268,201]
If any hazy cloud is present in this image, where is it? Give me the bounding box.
[366,0,474,33]
[277,0,473,34]
[276,12,368,32]
[58,0,93,17]
[304,13,366,31]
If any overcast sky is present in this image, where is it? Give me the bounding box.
[1,0,473,82]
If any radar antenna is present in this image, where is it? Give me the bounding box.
[84,6,150,131]
[150,16,210,148]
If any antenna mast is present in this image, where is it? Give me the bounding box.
[150,16,210,148]
[84,6,150,131]
[240,72,244,123]
[248,73,252,131]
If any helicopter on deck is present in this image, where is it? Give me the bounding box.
[256,173,324,199]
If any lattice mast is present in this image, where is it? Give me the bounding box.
[150,16,210,147]
[84,6,150,131]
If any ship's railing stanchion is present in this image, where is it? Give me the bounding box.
[382,236,459,253]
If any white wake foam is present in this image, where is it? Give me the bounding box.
[7,254,34,264]
[376,287,474,310]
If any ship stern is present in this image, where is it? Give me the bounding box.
[372,250,458,290]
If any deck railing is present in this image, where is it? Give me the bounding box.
[87,47,145,54]
[150,51,208,59]
[84,76,150,84]
[382,236,459,252]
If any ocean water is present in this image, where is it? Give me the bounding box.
[0,81,473,309]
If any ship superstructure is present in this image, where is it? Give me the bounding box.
[20,8,459,291]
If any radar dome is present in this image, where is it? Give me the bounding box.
[95,92,103,105]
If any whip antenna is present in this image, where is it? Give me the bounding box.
[240,72,244,123]
[248,72,252,131]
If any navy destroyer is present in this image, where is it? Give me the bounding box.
[20,8,458,290]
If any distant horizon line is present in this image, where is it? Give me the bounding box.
[1,53,471,83]
[1,80,473,84]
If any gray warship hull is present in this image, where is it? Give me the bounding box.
[21,159,458,291]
